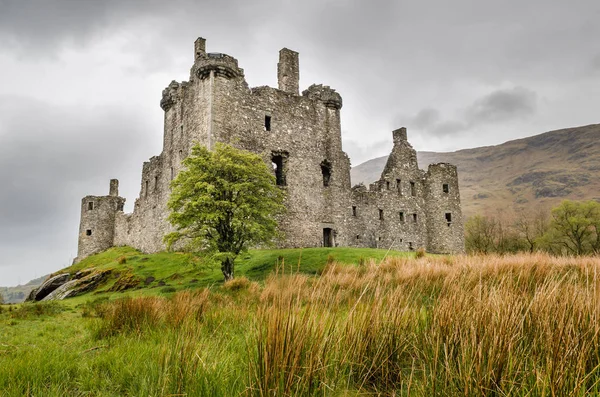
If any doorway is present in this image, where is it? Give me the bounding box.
[323,228,333,247]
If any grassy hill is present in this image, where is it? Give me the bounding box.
[351,123,600,218]
[40,246,413,301]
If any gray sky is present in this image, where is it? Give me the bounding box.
[1,0,599,286]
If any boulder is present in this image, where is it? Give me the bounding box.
[27,273,71,301]
[42,269,111,301]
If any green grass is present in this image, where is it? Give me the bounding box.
[54,246,412,302]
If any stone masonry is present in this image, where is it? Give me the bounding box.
[75,37,464,262]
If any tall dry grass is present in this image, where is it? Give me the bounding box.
[95,253,600,395]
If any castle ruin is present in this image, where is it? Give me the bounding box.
[76,37,464,262]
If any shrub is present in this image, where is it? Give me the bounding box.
[415,247,426,258]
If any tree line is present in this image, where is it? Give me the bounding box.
[465,200,600,255]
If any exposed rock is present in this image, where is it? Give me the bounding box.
[42,269,111,301]
[27,273,71,301]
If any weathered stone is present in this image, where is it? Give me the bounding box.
[28,273,70,301]
[42,270,111,301]
[74,37,465,261]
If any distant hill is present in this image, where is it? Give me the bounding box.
[0,275,47,303]
[351,124,600,218]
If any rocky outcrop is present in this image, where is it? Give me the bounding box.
[43,269,111,301]
[27,273,71,301]
[26,268,111,301]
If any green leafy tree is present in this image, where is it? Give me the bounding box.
[540,200,600,255]
[165,143,285,281]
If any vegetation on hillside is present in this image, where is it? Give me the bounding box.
[466,199,600,255]
[3,253,600,395]
[165,143,285,281]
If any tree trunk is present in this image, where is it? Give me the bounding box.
[221,257,234,281]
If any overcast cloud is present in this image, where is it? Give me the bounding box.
[0,0,599,286]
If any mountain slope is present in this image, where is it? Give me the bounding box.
[351,124,600,218]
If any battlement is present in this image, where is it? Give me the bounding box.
[302,84,343,109]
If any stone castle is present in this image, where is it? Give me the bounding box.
[75,37,464,262]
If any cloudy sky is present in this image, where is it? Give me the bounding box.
[1,0,599,286]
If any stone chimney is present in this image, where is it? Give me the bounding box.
[392,127,407,145]
[194,37,206,60]
[109,179,119,197]
[277,48,299,95]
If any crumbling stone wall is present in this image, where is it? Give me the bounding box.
[75,37,464,262]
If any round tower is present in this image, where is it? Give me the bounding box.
[75,179,125,262]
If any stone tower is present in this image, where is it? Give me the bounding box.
[76,179,125,261]
[75,37,465,263]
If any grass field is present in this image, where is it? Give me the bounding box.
[2,250,600,395]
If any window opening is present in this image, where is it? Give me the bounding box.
[413,213,418,223]
[379,209,384,221]
[86,229,92,236]
[352,206,357,217]
[265,115,271,131]
[399,211,405,222]
[396,179,402,194]
[356,234,360,240]
[445,212,452,226]
[154,176,159,192]
[88,202,94,211]
[145,181,149,198]
[180,125,184,137]
[443,183,449,193]
[410,181,416,196]
[271,152,288,186]
[321,160,332,187]
[117,202,124,211]
[323,228,333,247]
[409,242,414,251]
[386,181,390,190]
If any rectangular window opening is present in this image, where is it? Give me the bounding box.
[154,176,159,192]
[180,125,184,137]
[379,209,384,221]
[87,202,94,211]
[445,212,452,226]
[86,229,92,236]
[413,213,418,223]
[271,152,288,186]
[396,179,401,194]
[356,234,360,240]
[352,206,357,217]
[145,181,149,198]
[443,183,449,193]
[399,211,404,222]
[409,242,414,251]
[321,160,331,187]
[410,181,416,196]
[386,181,390,190]
[265,115,271,131]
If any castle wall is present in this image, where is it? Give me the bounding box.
[78,37,465,261]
